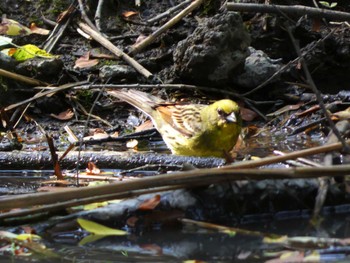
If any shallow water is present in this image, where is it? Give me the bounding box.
[1,130,349,261]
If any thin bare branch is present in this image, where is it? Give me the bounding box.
[0,69,49,86]
[286,26,350,152]
[4,81,88,112]
[146,0,193,24]
[226,3,350,22]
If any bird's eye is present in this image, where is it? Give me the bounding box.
[217,108,224,116]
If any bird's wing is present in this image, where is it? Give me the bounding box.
[107,89,165,117]
[157,104,204,138]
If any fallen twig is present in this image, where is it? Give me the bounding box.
[130,0,204,55]
[0,185,180,221]
[226,3,350,22]
[181,218,277,238]
[4,81,88,112]
[77,0,99,32]
[0,69,49,86]
[94,0,104,31]
[286,25,349,152]
[0,151,225,170]
[225,139,350,169]
[73,83,241,98]
[0,164,350,210]
[146,0,193,24]
[78,22,153,79]
[1,138,350,170]
[181,219,350,249]
[313,120,350,220]
[72,98,113,127]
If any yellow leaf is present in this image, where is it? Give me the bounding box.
[221,229,236,237]
[11,44,54,61]
[333,107,350,120]
[83,202,109,210]
[78,234,105,246]
[77,218,128,236]
[304,251,320,262]
[263,235,287,244]
[16,233,41,241]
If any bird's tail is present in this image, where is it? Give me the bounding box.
[107,89,164,117]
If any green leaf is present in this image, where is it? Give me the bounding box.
[78,234,105,246]
[319,1,330,7]
[77,218,128,236]
[83,201,109,211]
[221,229,236,237]
[330,2,337,8]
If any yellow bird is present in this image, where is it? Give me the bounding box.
[108,89,241,158]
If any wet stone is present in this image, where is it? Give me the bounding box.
[15,57,63,77]
[99,64,137,81]
[233,47,283,88]
[173,11,250,86]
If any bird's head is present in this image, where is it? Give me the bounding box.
[210,99,241,128]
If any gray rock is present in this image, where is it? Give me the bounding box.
[0,52,17,71]
[99,64,136,81]
[16,57,63,77]
[233,47,282,88]
[173,12,250,86]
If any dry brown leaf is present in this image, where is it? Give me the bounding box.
[126,216,139,227]
[20,226,35,234]
[50,109,74,120]
[311,18,321,32]
[29,23,50,35]
[74,52,99,69]
[90,128,106,135]
[332,107,350,120]
[89,48,115,59]
[122,11,139,18]
[134,34,147,45]
[139,243,163,255]
[84,132,109,141]
[135,120,154,132]
[240,107,258,121]
[86,162,101,175]
[110,131,119,138]
[267,103,303,117]
[138,195,161,210]
[295,105,320,117]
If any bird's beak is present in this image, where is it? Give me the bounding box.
[225,112,237,123]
